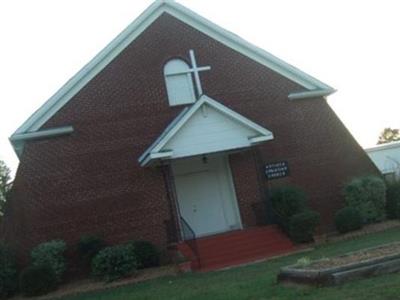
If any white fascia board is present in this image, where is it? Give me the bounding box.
[201,96,273,137]
[9,126,74,158]
[140,151,173,167]
[10,126,74,142]
[288,88,336,100]
[151,97,207,153]
[249,135,274,144]
[163,145,252,161]
[13,1,166,135]
[14,0,334,136]
[365,141,400,153]
[167,2,333,91]
[137,106,190,164]
[146,95,273,156]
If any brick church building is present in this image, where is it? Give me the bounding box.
[2,0,378,270]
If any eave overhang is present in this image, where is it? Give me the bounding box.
[9,126,74,157]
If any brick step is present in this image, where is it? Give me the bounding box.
[199,243,294,266]
[182,229,289,247]
[195,239,293,257]
[199,240,294,260]
[198,247,295,272]
[195,233,288,248]
[177,226,295,272]
[178,236,292,258]
[194,226,280,239]
[193,227,284,246]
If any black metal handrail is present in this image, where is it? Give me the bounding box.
[180,216,201,269]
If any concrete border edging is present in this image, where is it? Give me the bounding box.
[278,242,400,286]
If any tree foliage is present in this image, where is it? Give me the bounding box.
[377,127,400,144]
[0,160,12,217]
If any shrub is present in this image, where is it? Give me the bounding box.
[0,242,18,298]
[92,244,137,282]
[288,210,320,243]
[335,207,363,233]
[78,235,106,262]
[129,241,160,269]
[31,240,66,282]
[386,181,400,219]
[270,186,307,230]
[344,176,386,224]
[19,264,57,297]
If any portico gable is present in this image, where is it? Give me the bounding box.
[139,95,274,166]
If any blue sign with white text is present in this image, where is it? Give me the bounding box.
[265,161,289,180]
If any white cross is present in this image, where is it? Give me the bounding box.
[188,49,210,97]
[165,49,211,98]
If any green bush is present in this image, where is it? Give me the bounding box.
[0,242,18,298]
[31,240,66,282]
[129,241,160,269]
[288,210,320,243]
[92,244,137,282]
[335,207,363,233]
[386,181,400,219]
[19,264,57,297]
[344,176,386,224]
[270,186,307,231]
[78,235,106,262]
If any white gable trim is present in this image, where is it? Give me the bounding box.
[140,151,174,167]
[9,126,74,157]
[152,95,273,153]
[365,140,400,153]
[13,0,334,138]
[139,95,274,166]
[288,89,337,100]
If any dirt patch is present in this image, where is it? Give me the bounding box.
[12,265,178,300]
[304,242,400,270]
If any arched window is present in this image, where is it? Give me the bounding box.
[164,59,196,106]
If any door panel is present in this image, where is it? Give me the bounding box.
[175,170,228,236]
[173,155,242,238]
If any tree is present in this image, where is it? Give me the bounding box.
[0,160,12,218]
[377,128,400,144]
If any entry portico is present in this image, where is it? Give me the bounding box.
[139,95,274,166]
[139,94,274,238]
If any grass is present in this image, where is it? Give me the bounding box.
[60,228,400,300]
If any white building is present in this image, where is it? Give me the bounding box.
[365,141,400,182]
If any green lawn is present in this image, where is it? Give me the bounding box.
[61,228,400,300]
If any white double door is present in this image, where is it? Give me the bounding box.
[173,155,242,238]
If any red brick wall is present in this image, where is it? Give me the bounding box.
[2,13,379,259]
[229,150,268,227]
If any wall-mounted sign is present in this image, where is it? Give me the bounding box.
[265,161,289,180]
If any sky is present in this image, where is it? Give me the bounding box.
[0,0,399,175]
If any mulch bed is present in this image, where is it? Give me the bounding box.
[303,242,400,270]
[279,241,400,286]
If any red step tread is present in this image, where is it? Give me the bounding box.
[177,226,295,272]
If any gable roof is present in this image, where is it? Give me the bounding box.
[12,0,335,140]
[139,95,274,166]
